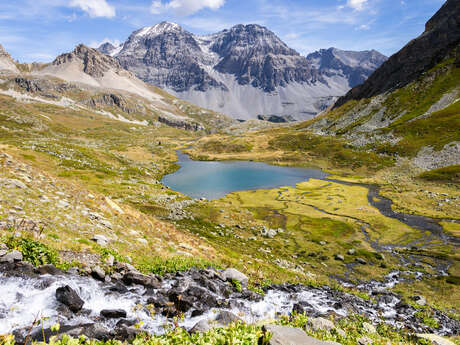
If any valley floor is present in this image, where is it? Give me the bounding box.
[0,93,459,343]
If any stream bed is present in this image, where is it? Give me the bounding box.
[1,262,459,342]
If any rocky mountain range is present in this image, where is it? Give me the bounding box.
[99,23,386,120]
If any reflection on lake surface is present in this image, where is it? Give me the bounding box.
[161,152,329,200]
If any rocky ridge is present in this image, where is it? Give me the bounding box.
[0,44,19,74]
[334,0,460,108]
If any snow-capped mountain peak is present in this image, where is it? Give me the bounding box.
[134,22,183,38]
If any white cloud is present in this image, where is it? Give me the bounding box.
[69,0,116,18]
[346,0,368,11]
[150,0,225,16]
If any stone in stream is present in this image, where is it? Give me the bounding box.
[190,311,242,333]
[122,271,161,288]
[221,268,248,288]
[55,285,84,312]
[101,309,127,318]
[262,325,341,345]
[91,265,106,281]
[36,264,64,275]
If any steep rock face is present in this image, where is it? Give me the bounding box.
[210,24,317,92]
[334,0,460,108]
[102,22,384,120]
[0,44,19,73]
[306,48,387,88]
[116,22,225,93]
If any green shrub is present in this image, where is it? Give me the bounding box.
[4,237,59,266]
[231,279,242,292]
[137,256,220,276]
[418,165,460,183]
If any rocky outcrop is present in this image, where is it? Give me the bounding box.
[158,115,204,132]
[257,114,296,123]
[0,44,19,73]
[334,0,460,108]
[12,76,76,94]
[83,93,143,114]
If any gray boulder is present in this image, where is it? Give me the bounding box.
[0,250,23,263]
[91,266,106,281]
[263,325,341,345]
[122,272,160,288]
[221,268,248,288]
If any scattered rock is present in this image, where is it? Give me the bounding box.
[334,254,345,261]
[363,322,377,334]
[411,295,427,306]
[190,311,242,333]
[347,249,356,255]
[356,258,367,265]
[215,311,241,325]
[357,336,373,345]
[55,285,84,312]
[105,254,114,266]
[308,317,335,332]
[92,235,109,246]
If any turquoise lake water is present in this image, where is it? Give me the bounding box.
[161,152,329,200]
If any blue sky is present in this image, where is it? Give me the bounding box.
[0,0,446,62]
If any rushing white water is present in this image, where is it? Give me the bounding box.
[0,270,454,336]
